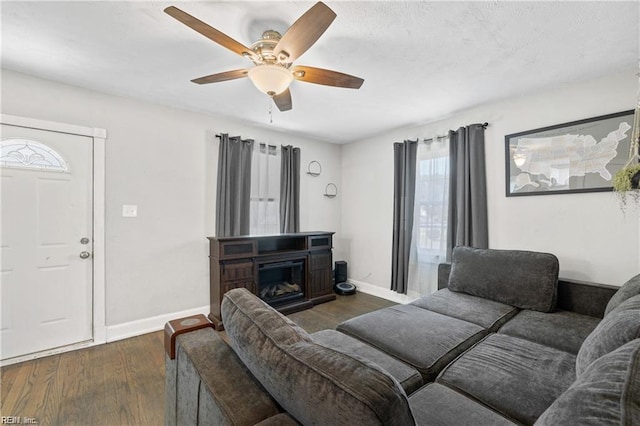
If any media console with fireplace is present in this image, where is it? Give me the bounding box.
[207,232,335,329]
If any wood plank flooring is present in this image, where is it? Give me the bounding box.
[1,292,395,426]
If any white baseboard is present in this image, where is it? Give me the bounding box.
[1,305,211,366]
[105,284,413,343]
[2,288,415,367]
[348,279,420,304]
[0,339,98,367]
[105,305,209,343]
[17,307,213,362]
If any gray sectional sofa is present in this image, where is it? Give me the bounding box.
[165,247,640,425]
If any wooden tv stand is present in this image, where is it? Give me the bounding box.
[207,232,336,330]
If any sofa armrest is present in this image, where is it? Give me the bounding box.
[165,327,281,426]
[164,314,215,359]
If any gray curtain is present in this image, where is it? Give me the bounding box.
[391,140,418,294]
[216,134,254,237]
[447,124,488,259]
[280,145,300,233]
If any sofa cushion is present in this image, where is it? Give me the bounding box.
[221,288,416,426]
[605,273,640,316]
[499,309,600,354]
[536,339,640,426]
[448,246,559,312]
[337,304,486,381]
[410,288,518,330]
[577,294,640,376]
[311,329,423,395]
[437,334,576,425]
[409,383,516,426]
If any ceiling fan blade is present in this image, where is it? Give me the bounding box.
[164,6,255,60]
[191,69,249,84]
[274,2,336,64]
[273,88,292,112]
[292,66,364,89]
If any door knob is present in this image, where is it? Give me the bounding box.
[79,251,91,259]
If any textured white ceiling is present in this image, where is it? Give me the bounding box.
[1,1,638,143]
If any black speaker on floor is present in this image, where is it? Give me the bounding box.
[334,261,356,295]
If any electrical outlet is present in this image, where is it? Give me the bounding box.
[122,204,138,218]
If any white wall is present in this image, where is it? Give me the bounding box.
[3,67,638,336]
[342,68,639,298]
[1,69,342,331]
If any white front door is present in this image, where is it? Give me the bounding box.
[1,124,94,361]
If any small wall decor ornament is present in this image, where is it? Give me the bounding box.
[324,183,337,198]
[306,160,322,177]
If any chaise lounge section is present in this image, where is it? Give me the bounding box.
[165,246,640,425]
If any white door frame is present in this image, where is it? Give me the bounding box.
[1,113,106,365]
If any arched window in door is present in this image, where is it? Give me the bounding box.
[0,138,69,172]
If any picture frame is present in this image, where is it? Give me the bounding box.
[505,110,635,197]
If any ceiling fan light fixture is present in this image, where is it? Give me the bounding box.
[248,64,293,96]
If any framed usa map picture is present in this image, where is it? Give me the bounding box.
[505,110,635,196]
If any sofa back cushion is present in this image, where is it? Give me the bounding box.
[221,288,416,426]
[576,294,640,376]
[448,246,559,312]
[605,273,640,316]
[535,338,640,426]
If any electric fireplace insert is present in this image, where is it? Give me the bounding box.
[258,259,305,306]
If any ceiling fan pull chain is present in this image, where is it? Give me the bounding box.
[269,101,273,124]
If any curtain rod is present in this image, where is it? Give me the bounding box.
[423,122,489,143]
[215,134,276,149]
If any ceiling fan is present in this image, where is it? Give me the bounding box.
[164,2,364,112]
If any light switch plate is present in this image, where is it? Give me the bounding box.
[122,204,138,217]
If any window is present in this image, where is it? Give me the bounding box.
[250,143,280,235]
[415,151,449,256]
[0,139,69,172]
[408,137,449,295]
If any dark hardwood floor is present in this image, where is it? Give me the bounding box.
[287,291,396,333]
[1,292,395,426]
